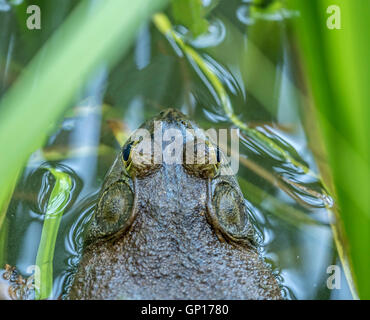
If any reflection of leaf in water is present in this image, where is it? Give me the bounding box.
[35,167,72,300]
[25,145,115,165]
[238,176,325,227]
[247,122,297,133]
[218,135,332,211]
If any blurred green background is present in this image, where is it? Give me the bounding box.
[0,0,368,299]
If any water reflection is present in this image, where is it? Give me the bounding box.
[67,68,106,187]
[188,18,226,48]
[135,24,151,70]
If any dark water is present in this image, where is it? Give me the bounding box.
[0,0,352,299]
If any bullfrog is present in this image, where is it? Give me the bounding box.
[2,108,282,300]
[68,108,282,299]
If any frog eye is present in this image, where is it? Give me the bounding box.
[123,142,133,162]
[215,146,221,171]
[122,140,137,172]
[183,140,221,179]
[84,181,135,246]
[216,146,220,163]
[121,137,161,178]
[207,181,254,245]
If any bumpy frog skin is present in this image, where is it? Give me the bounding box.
[68,109,282,300]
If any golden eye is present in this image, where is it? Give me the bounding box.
[213,144,221,175]
[122,137,161,178]
[122,141,135,172]
[183,139,221,179]
[122,138,143,173]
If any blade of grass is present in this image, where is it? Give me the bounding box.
[0,167,21,267]
[288,0,369,299]
[0,167,20,231]
[35,167,72,300]
[0,218,8,267]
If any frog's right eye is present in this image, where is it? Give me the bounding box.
[84,181,135,246]
[183,140,220,179]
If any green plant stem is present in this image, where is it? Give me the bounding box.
[35,168,72,300]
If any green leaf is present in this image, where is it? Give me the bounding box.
[35,168,72,300]
[0,167,21,266]
[287,0,370,299]
[171,0,209,37]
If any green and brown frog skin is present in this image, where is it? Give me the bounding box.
[1,108,282,300]
[68,108,282,300]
